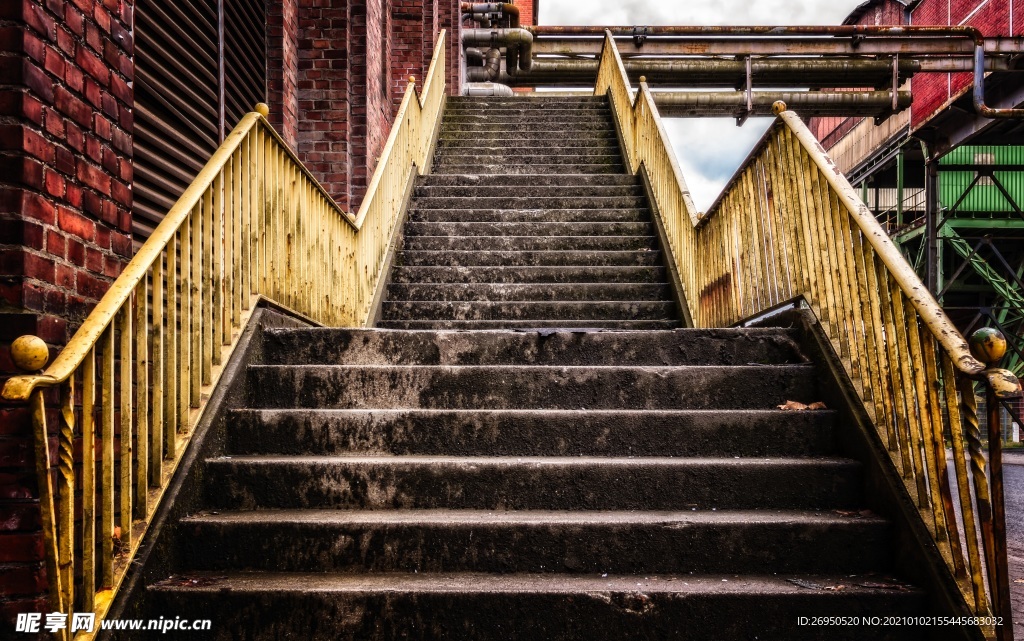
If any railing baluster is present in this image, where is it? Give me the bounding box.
[921,331,967,577]
[57,378,74,617]
[82,348,96,610]
[134,279,148,517]
[150,255,164,485]
[100,324,115,588]
[164,234,178,457]
[191,202,202,407]
[945,356,988,611]
[180,214,191,427]
[118,303,133,549]
[202,186,214,385]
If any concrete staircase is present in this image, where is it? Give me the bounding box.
[136,97,931,639]
[380,96,678,329]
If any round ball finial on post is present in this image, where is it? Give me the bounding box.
[639,76,647,84]
[255,103,270,118]
[969,327,1007,366]
[771,101,787,116]
[11,335,49,372]
[409,76,416,84]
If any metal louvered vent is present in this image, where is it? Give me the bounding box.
[134,0,266,240]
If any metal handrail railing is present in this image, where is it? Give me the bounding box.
[1,31,447,640]
[596,29,1020,640]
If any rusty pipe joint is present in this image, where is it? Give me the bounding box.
[461,2,519,28]
[462,27,533,72]
[973,44,1024,118]
[467,47,502,82]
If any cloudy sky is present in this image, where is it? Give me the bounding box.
[539,0,865,209]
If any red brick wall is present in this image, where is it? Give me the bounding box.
[0,0,134,623]
[514,0,534,26]
[268,0,301,149]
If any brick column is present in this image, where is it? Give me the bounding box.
[0,0,134,623]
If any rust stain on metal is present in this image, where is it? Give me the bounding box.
[699,273,733,307]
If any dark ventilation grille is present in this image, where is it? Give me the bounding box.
[224,0,268,127]
[134,0,267,240]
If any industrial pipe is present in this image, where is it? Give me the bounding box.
[461,3,519,28]
[467,48,502,82]
[493,57,920,88]
[463,82,515,96]
[974,44,1024,118]
[462,28,533,72]
[651,89,912,117]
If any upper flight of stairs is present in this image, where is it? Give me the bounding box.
[124,96,936,640]
[380,96,678,329]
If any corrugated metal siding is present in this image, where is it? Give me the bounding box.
[134,0,267,240]
[940,145,1024,213]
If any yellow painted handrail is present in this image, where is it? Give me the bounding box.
[596,29,1018,638]
[1,31,447,639]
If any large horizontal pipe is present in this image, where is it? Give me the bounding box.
[529,24,985,44]
[651,89,912,117]
[499,57,920,89]
[530,36,1023,58]
[462,27,533,71]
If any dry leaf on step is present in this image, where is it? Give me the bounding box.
[777,400,828,411]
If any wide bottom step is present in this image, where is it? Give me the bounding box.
[147,572,926,641]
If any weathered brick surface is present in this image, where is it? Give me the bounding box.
[0,0,133,620]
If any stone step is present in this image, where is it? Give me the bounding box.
[437,137,619,149]
[414,184,644,198]
[441,114,614,125]
[433,155,625,168]
[442,122,616,133]
[380,300,676,321]
[396,250,661,267]
[385,282,670,301]
[435,145,619,157]
[261,328,806,367]
[203,455,860,510]
[418,174,638,187]
[408,209,651,223]
[400,235,658,252]
[246,364,817,410]
[433,164,626,175]
[226,408,834,456]
[146,572,925,641]
[376,319,682,329]
[446,96,609,106]
[444,107,613,116]
[411,196,647,209]
[438,130,618,141]
[389,265,667,283]
[404,221,654,236]
[180,509,891,575]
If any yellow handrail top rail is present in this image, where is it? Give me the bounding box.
[773,109,991,380]
[3,30,448,403]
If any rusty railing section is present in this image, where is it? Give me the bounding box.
[1,31,448,640]
[596,29,1020,640]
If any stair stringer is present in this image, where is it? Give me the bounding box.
[753,306,984,641]
[100,303,316,637]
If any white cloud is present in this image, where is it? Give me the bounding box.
[539,0,864,209]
